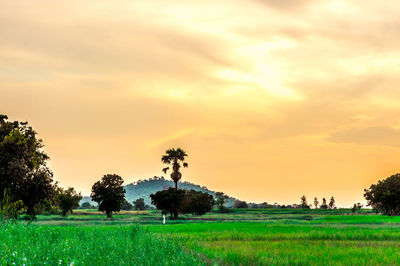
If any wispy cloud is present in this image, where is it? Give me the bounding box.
[1,0,400,205]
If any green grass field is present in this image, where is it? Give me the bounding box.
[2,209,400,265]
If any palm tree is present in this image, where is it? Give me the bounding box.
[161,148,188,190]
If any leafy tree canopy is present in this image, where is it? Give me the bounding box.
[91,174,126,218]
[56,187,82,216]
[299,195,310,209]
[133,198,147,210]
[215,192,229,211]
[150,188,185,219]
[0,115,55,217]
[179,190,214,216]
[364,173,400,215]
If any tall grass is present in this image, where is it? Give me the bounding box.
[148,222,400,265]
[0,223,202,265]
[5,209,400,265]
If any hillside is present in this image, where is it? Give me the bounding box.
[81,176,237,207]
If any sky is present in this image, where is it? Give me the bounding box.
[1,0,400,207]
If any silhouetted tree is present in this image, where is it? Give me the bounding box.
[150,188,185,219]
[320,198,328,209]
[121,199,133,210]
[179,190,214,215]
[215,192,229,211]
[364,173,400,215]
[91,174,126,218]
[0,115,56,218]
[233,200,248,208]
[313,197,319,209]
[300,195,310,208]
[161,148,188,190]
[56,187,82,216]
[133,198,147,210]
[329,196,335,209]
[351,203,363,213]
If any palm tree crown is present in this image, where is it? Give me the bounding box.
[161,148,188,190]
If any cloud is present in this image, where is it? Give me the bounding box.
[328,126,400,147]
[2,0,400,205]
[252,0,314,11]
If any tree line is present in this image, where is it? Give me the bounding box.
[2,114,400,219]
[0,115,215,219]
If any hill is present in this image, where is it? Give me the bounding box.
[80,176,237,207]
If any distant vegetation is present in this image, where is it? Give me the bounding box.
[2,113,400,219]
[122,177,238,207]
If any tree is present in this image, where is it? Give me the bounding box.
[91,174,126,218]
[133,198,147,210]
[150,188,185,219]
[351,203,363,213]
[233,200,248,208]
[80,202,94,209]
[56,187,82,216]
[300,195,310,208]
[0,115,55,217]
[364,173,400,215]
[161,148,188,190]
[179,190,214,216]
[320,198,328,209]
[329,196,335,209]
[121,199,133,210]
[215,192,229,211]
[313,197,319,209]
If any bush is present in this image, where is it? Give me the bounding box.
[0,190,24,221]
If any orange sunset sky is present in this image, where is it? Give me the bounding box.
[1,0,400,207]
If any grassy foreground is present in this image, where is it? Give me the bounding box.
[3,209,400,265]
[149,222,400,265]
[0,223,200,265]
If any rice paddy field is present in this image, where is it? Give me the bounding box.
[2,208,400,265]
